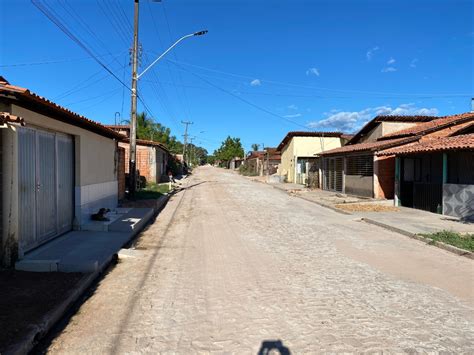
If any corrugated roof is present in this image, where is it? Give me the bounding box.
[378,112,474,140]
[378,134,474,155]
[319,136,419,156]
[277,131,343,151]
[0,80,123,140]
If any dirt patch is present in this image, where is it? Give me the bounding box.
[335,203,400,212]
[0,270,83,352]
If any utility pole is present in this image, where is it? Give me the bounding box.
[189,137,195,167]
[129,0,140,195]
[181,120,193,164]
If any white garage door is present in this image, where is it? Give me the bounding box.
[18,127,74,252]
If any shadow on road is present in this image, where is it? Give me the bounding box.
[258,339,291,355]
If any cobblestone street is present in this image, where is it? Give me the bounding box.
[46,166,474,354]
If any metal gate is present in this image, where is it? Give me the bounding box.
[323,157,343,192]
[18,128,74,252]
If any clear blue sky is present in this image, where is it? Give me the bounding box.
[1,0,473,153]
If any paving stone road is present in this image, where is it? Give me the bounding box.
[46,166,474,354]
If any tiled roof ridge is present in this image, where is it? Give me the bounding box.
[378,112,474,140]
[319,136,419,156]
[0,81,123,139]
[377,133,474,155]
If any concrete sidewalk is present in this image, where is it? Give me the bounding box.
[355,207,474,235]
[270,181,474,237]
[16,208,155,273]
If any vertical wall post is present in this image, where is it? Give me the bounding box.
[394,156,401,206]
[442,153,448,214]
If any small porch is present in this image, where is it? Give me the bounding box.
[395,151,474,220]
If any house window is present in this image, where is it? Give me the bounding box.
[448,151,474,184]
[346,155,373,176]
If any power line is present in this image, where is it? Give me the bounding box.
[166,58,471,99]
[32,0,131,92]
[170,61,310,130]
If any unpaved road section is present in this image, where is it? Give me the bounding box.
[45,166,473,354]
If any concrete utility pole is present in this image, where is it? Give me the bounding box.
[182,121,193,164]
[189,137,196,166]
[129,0,140,195]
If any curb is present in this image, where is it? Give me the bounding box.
[4,194,172,355]
[361,218,474,260]
[271,185,353,216]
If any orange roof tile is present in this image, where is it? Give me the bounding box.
[0,80,123,139]
[379,112,474,140]
[319,136,419,156]
[378,134,474,155]
[0,112,25,126]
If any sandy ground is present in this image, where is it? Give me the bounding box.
[45,166,474,354]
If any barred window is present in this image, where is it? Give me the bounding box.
[346,155,373,176]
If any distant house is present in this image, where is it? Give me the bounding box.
[244,151,265,175]
[0,78,123,266]
[319,113,474,199]
[244,148,281,176]
[378,125,473,220]
[106,125,170,187]
[229,157,244,170]
[276,131,347,184]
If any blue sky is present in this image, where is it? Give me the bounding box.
[1,0,473,153]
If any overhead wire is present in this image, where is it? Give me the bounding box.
[166,59,471,99]
[170,61,310,130]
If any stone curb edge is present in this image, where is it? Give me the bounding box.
[270,184,353,216]
[4,194,172,355]
[361,218,474,260]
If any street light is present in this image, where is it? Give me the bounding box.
[128,28,208,195]
[137,30,208,80]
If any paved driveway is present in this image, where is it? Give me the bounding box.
[46,166,474,354]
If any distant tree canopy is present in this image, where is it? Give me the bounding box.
[214,136,245,166]
[251,143,260,151]
[132,112,207,164]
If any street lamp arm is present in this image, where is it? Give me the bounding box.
[137,30,208,80]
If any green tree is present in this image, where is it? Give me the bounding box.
[214,136,245,167]
[130,112,206,159]
[251,143,260,151]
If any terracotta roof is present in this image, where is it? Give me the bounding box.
[277,131,343,151]
[319,136,419,156]
[448,122,474,136]
[0,112,25,126]
[378,112,474,140]
[0,80,123,140]
[378,134,474,156]
[120,136,169,152]
[348,115,436,144]
[106,124,130,130]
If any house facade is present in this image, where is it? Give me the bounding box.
[106,125,170,187]
[320,113,474,199]
[379,129,473,220]
[0,78,123,266]
[277,131,346,184]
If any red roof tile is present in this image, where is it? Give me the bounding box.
[319,136,419,156]
[378,134,474,155]
[0,112,25,126]
[379,112,474,140]
[0,80,123,139]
